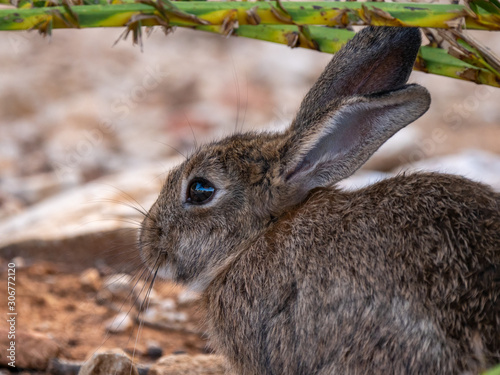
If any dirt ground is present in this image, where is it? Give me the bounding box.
[0,257,209,374]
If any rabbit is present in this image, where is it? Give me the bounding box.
[139,26,500,375]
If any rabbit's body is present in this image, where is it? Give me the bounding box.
[140,27,500,374]
[205,173,499,374]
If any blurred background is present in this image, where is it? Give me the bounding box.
[0,25,499,373]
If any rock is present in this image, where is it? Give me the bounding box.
[395,149,500,191]
[0,328,60,370]
[149,354,226,375]
[339,150,500,193]
[79,268,102,292]
[146,341,163,360]
[9,256,26,269]
[105,312,134,334]
[143,307,188,324]
[78,349,139,375]
[177,290,200,307]
[0,171,80,206]
[101,273,158,305]
[47,358,82,375]
[102,273,134,296]
[158,298,176,311]
[97,274,135,309]
[338,171,389,192]
[139,306,200,333]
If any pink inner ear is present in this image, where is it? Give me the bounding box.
[285,107,365,183]
[286,101,401,185]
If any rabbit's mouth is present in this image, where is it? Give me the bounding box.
[154,259,213,293]
[139,247,179,286]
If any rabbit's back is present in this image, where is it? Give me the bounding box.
[205,172,500,375]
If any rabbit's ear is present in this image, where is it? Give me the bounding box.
[279,84,430,201]
[274,27,428,207]
[294,27,422,128]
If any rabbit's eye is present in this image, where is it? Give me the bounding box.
[187,178,216,205]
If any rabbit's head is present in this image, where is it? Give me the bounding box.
[139,27,431,291]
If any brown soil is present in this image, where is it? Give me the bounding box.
[0,259,208,374]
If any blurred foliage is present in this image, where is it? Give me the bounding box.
[0,0,498,86]
[0,1,498,85]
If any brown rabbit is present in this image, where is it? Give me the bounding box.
[139,27,500,374]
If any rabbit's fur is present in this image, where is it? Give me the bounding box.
[140,27,500,374]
